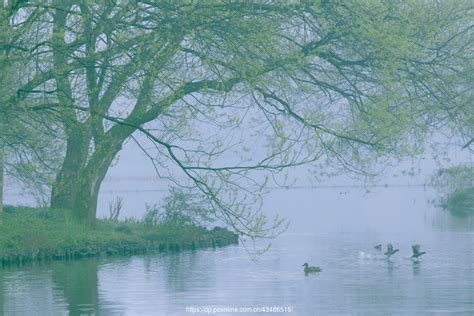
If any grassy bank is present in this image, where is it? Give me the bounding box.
[0,206,238,266]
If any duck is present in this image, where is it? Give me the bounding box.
[411,244,426,259]
[302,262,321,273]
[374,244,382,251]
[384,243,399,257]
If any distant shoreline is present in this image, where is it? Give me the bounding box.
[0,206,238,267]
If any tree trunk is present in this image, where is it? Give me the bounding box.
[50,129,89,210]
[70,167,106,224]
[51,116,132,224]
[1,0,6,214]
[69,136,124,224]
[0,143,3,214]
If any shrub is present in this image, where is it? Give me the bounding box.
[444,188,474,217]
[143,187,214,227]
[108,196,123,222]
[431,164,474,216]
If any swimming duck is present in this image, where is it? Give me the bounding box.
[411,244,426,259]
[302,263,321,273]
[384,243,399,257]
[374,244,382,251]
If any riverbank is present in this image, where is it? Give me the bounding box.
[0,206,238,267]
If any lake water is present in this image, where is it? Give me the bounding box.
[2,187,474,315]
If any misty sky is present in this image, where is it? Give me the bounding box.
[5,129,472,236]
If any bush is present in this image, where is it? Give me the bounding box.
[430,164,474,195]
[431,164,474,216]
[444,188,474,217]
[143,187,214,227]
[143,204,161,227]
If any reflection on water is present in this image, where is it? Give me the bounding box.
[431,206,474,231]
[412,260,421,276]
[1,188,474,315]
[52,260,101,315]
[1,232,474,315]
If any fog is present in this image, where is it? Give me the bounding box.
[5,131,472,236]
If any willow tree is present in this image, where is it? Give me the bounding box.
[1,1,63,205]
[3,1,472,236]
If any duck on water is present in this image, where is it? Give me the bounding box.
[302,263,321,274]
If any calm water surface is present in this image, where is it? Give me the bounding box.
[2,188,474,315]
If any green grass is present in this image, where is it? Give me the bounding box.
[0,206,238,265]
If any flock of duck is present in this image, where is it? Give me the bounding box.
[302,243,426,274]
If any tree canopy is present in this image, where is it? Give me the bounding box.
[1,1,473,237]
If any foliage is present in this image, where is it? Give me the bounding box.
[142,204,160,227]
[444,188,474,217]
[1,3,64,202]
[161,187,214,226]
[143,187,214,227]
[430,164,474,216]
[1,1,472,238]
[430,164,474,196]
